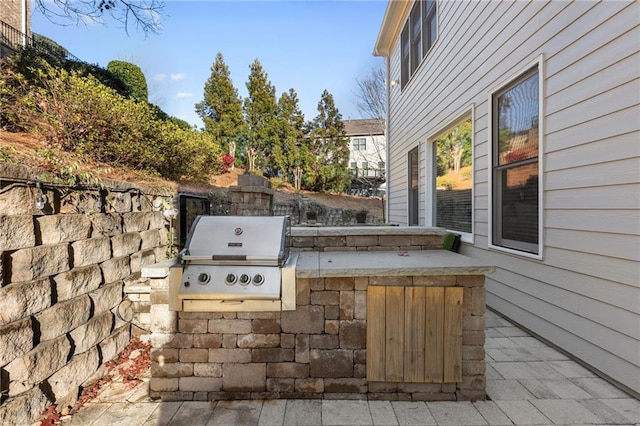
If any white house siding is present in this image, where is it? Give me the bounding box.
[383,0,639,394]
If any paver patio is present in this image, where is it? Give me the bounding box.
[62,310,640,425]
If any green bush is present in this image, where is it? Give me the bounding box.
[436,175,456,190]
[269,176,286,189]
[107,60,148,102]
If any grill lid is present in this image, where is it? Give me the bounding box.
[181,216,290,265]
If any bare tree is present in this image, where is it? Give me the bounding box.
[34,0,165,36]
[354,63,386,123]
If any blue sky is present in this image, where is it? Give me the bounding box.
[31,1,388,128]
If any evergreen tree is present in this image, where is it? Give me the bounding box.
[107,60,148,102]
[195,52,246,161]
[244,59,279,174]
[304,90,351,193]
[276,88,306,183]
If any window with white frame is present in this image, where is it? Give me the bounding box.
[401,0,438,88]
[353,138,366,151]
[491,64,540,255]
[433,117,473,235]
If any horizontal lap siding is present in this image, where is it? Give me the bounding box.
[386,0,639,394]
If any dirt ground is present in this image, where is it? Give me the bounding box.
[0,130,384,217]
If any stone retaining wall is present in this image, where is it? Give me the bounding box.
[0,163,173,425]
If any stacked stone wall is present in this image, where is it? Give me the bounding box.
[0,164,173,425]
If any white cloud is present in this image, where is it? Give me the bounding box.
[175,92,193,99]
[152,73,167,82]
[171,73,186,82]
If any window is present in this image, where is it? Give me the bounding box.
[401,0,438,88]
[350,162,357,169]
[353,138,366,151]
[408,147,419,225]
[433,117,473,235]
[491,65,540,255]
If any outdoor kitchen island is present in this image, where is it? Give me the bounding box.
[144,226,494,402]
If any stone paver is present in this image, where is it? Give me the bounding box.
[60,309,639,426]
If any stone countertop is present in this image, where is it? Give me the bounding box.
[295,250,494,279]
[291,225,445,237]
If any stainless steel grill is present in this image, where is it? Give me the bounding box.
[169,216,297,312]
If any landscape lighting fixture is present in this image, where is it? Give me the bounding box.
[35,180,46,210]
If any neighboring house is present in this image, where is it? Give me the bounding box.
[375,0,639,396]
[343,118,386,196]
[0,0,31,58]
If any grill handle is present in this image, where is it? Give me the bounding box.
[180,255,279,262]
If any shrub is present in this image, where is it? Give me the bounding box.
[269,176,286,190]
[221,154,234,172]
[436,175,456,190]
[107,60,148,102]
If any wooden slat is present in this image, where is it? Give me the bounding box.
[366,286,387,381]
[425,287,445,383]
[404,287,426,382]
[443,287,464,383]
[385,286,405,382]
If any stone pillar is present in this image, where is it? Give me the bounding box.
[229,174,274,216]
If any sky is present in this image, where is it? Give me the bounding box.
[31,0,388,128]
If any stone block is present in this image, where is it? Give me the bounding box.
[295,334,309,364]
[162,334,194,349]
[458,375,486,391]
[296,278,310,305]
[462,345,485,360]
[310,291,339,306]
[48,347,99,404]
[354,277,368,290]
[194,363,222,377]
[149,211,165,230]
[456,275,485,287]
[251,319,281,334]
[150,377,179,392]
[223,363,265,392]
[463,360,486,376]
[325,277,355,291]
[354,364,366,378]
[0,186,38,215]
[208,319,251,334]
[0,215,35,251]
[0,317,34,366]
[106,191,132,213]
[89,213,123,237]
[0,278,51,326]
[180,377,222,392]
[9,243,70,283]
[368,276,412,286]
[36,295,92,341]
[292,236,314,248]
[463,315,485,331]
[267,378,294,393]
[101,256,131,284]
[463,330,485,346]
[310,349,353,378]
[309,278,325,290]
[315,236,346,248]
[411,235,442,247]
[151,362,194,378]
[463,287,486,316]
[123,212,150,233]
[71,237,111,268]
[130,249,156,273]
[237,334,280,348]
[89,281,123,314]
[37,214,91,245]
[209,349,251,363]
[252,348,294,363]
[5,335,71,395]
[140,229,161,250]
[324,320,339,335]
[54,265,102,301]
[340,291,355,319]
[354,291,367,320]
[325,305,340,320]
[295,378,324,393]
[99,326,130,362]
[111,232,142,257]
[179,349,208,363]
[281,306,324,334]
[281,334,295,348]
[324,378,367,393]
[0,387,48,426]
[379,235,410,247]
[179,319,207,334]
[310,335,338,349]
[69,310,114,354]
[354,349,366,364]
[346,235,378,248]
[266,363,309,378]
[151,348,179,363]
[413,275,456,286]
[339,320,366,349]
[151,303,178,333]
[193,334,222,349]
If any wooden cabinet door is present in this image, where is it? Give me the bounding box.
[366,286,463,383]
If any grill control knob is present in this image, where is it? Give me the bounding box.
[225,273,237,285]
[198,273,210,284]
[239,274,250,286]
[253,274,264,286]
[184,281,190,287]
